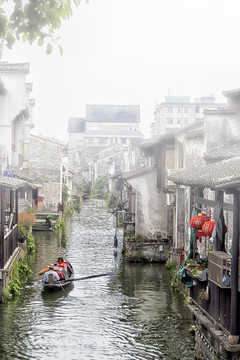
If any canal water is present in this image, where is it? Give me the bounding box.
[0,199,195,360]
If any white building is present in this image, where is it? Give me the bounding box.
[150,95,226,137]
[68,105,144,183]
[0,62,35,172]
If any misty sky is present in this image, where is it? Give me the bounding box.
[2,0,240,140]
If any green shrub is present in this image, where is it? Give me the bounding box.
[5,257,32,300]
[26,233,36,254]
[91,177,109,199]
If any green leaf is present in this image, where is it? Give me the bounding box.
[22,33,28,42]
[38,37,44,46]
[58,45,63,55]
[46,43,53,55]
[6,31,15,48]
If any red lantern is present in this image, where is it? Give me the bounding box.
[202,220,215,237]
[197,230,203,243]
[190,215,205,230]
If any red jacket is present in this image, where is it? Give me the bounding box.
[57,260,68,272]
[55,270,65,280]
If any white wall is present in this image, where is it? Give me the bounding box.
[127,170,168,239]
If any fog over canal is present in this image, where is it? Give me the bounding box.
[0,199,194,359]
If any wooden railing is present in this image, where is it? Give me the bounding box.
[0,224,18,269]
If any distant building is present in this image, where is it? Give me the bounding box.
[150,95,226,137]
[67,105,144,183]
[84,104,143,154]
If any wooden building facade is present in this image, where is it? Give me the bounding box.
[0,175,25,302]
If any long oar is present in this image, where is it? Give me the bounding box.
[67,271,115,282]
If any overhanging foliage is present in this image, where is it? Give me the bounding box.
[0,0,89,57]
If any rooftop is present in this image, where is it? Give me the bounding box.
[122,166,156,180]
[168,156,240,190]
[0,62,30,74]
[84,129,143,137]
[86,105,140,123]
[204,141,240,162]
[0,175,26,190]
[223,88,240,98]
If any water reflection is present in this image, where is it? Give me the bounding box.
[0,200,194,359]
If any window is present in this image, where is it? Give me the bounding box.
[184,107,188,113]
[120,138,126,144]
[177,118,181,125]
[167,106,173,113]
[177,107,181,113]
[167,118,173,125]
[195,106,200,113]
[184,118,188,125]
[99,138,107,144]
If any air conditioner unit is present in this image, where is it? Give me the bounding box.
[208,251,231,288]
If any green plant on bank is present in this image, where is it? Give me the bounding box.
[189,325,196,335]
[165,261,182,290]
[66,204,75,216]
[185,258,195,264]
[91,177,109,199]
[62,183,70,205]
[26,233,36,254]
[4,257,32,300]
[125,235,136,242]
[54,218,65,230]
[165,261,176,276]
[196,289,206,306]
[18,224,29,239]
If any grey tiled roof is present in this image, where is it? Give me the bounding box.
[0,62,30,74]
[86,105,140,123]
[168,156,240,189]
[0,175,26,189]
[84,129,143,137]
[204,141,240,161]
[122,166,156,180]
[223,88,240,98]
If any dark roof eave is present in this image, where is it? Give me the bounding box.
[122,166,156,180]
[0,175,26,190]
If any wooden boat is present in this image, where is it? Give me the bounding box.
[82,192,90,200]
[40,262,74,291]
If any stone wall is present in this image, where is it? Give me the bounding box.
[29,135,63,183]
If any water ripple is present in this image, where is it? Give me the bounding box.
[0,200,194,360]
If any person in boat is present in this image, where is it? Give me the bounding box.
[39,264,65,280]
[56,257,68,272]
[56,257,73,277]
[42,264,60,283]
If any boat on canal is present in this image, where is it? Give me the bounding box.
[82,192,90,200]
[39,262,74,291]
